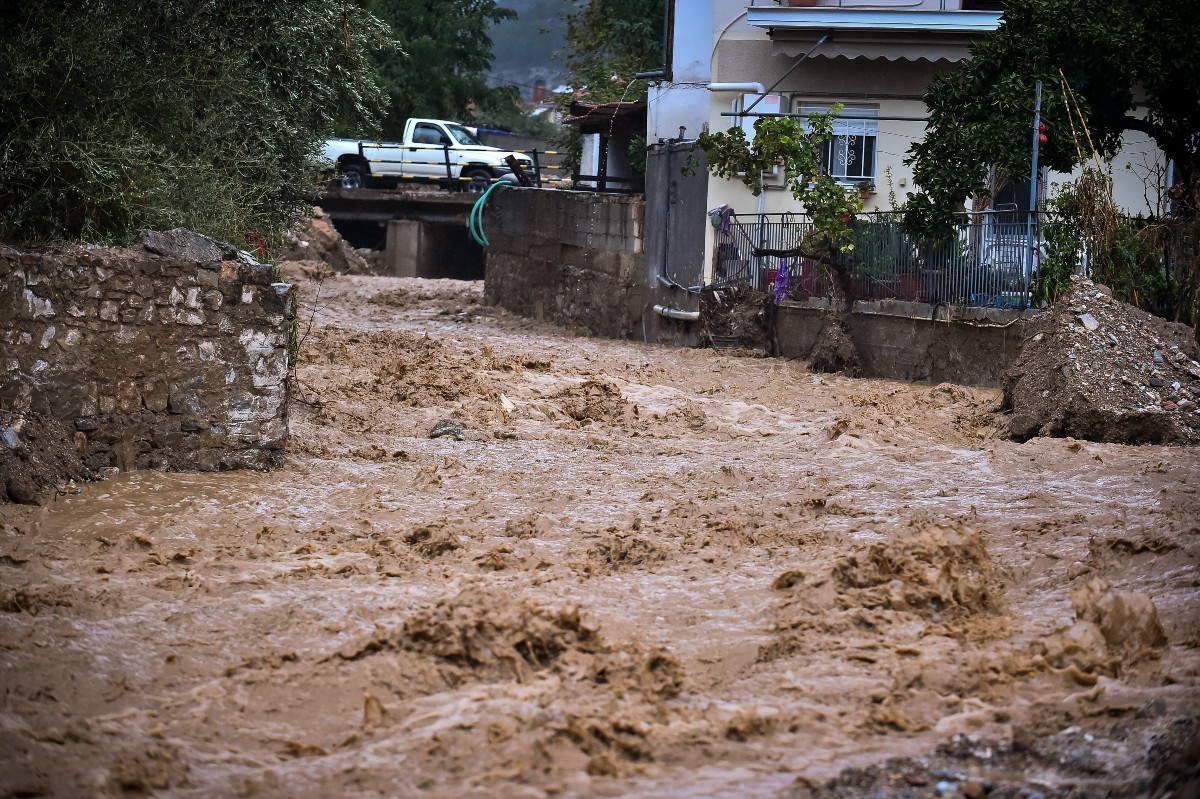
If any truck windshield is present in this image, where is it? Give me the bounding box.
[446,124,484,147]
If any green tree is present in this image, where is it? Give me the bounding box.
[0,0,391,246]
[556,0,664,172]
[694,110,865,305]
[562,0,663,100]
[904,0,1200,236]
[364,0,516,137]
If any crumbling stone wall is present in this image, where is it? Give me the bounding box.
[0,235,293,472]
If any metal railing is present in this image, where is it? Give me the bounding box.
[714,210,1049,309]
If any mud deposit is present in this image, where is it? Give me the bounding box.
[2,271,1198,798]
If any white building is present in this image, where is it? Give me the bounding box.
[647,0,1169,284]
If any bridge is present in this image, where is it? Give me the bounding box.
[318,186,488,280]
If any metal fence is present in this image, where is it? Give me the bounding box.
[713,210,1044,308]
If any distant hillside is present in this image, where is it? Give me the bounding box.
[489,0,571,100]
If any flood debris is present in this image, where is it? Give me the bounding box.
[1003,275,1200,444]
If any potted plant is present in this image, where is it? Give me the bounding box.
[855,180,876,199]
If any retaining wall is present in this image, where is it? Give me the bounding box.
[484,188,646,338]
[485,188,696,342]
[776,298,1035,387]
[0,233,293,471]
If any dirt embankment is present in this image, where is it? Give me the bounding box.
[0,412,91,504]
[278,207,376,276]
[1004,276,1200,444]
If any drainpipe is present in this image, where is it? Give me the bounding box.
[654,304,701,321]
[707,82,767,95]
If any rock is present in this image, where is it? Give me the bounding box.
[962,781,986,799]
[1153,349,1164,364]
[935,780,958,796]
[140,228,246,264]
[1079,313,1099,331]
[74,417,98,431]
[1,427,19,450]
[98,467,120,480]
[429,420,465,441]
[7,476,41,504]
[1149,377,1164,387]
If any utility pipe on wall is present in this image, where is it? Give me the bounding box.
[653,304,701,321]
[707,82,766,94]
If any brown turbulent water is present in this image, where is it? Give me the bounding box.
[1,270,1197,798]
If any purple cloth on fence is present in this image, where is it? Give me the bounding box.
[774,257,789,305]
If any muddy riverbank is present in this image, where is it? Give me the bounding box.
[2,271,1197,798]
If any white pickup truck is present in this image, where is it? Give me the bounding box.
[323,118,533,192]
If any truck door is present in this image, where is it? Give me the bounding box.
[361,141,406,179]
[405,122,454,181]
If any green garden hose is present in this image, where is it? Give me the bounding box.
[469,177,516,246]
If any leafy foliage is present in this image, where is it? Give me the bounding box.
[905,0,1200,236]
[696,112,863,257]
[694,111,868,307]
[364,0,517,137]
[1040,169,1194,321]
[555,0,664,173]
[562,0,663,98]
[1033,193,1082,305]
[0,0,391,246]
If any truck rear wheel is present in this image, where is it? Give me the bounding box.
[339,162,366,190]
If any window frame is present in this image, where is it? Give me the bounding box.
[795,102,879,185]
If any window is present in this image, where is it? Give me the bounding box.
[446,124,484,147]
[796,103,878,184]
[413,123,450,146]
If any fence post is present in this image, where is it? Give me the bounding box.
[531,150,542,188]
[1023,80,1043,309]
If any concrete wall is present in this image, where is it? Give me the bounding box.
[483,187,699,344]
[776,299,1033,387]
[0,237,293,471]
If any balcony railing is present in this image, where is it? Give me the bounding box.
[713,210,1058,309]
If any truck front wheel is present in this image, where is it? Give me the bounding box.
[464,168,493,193]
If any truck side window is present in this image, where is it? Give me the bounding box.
[414,124,448,145]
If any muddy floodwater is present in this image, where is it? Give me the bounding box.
[2,273,1198,798]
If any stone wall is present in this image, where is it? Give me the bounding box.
[775,299,1034,387]
[483,188,660,340]
[0,234,293,471]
